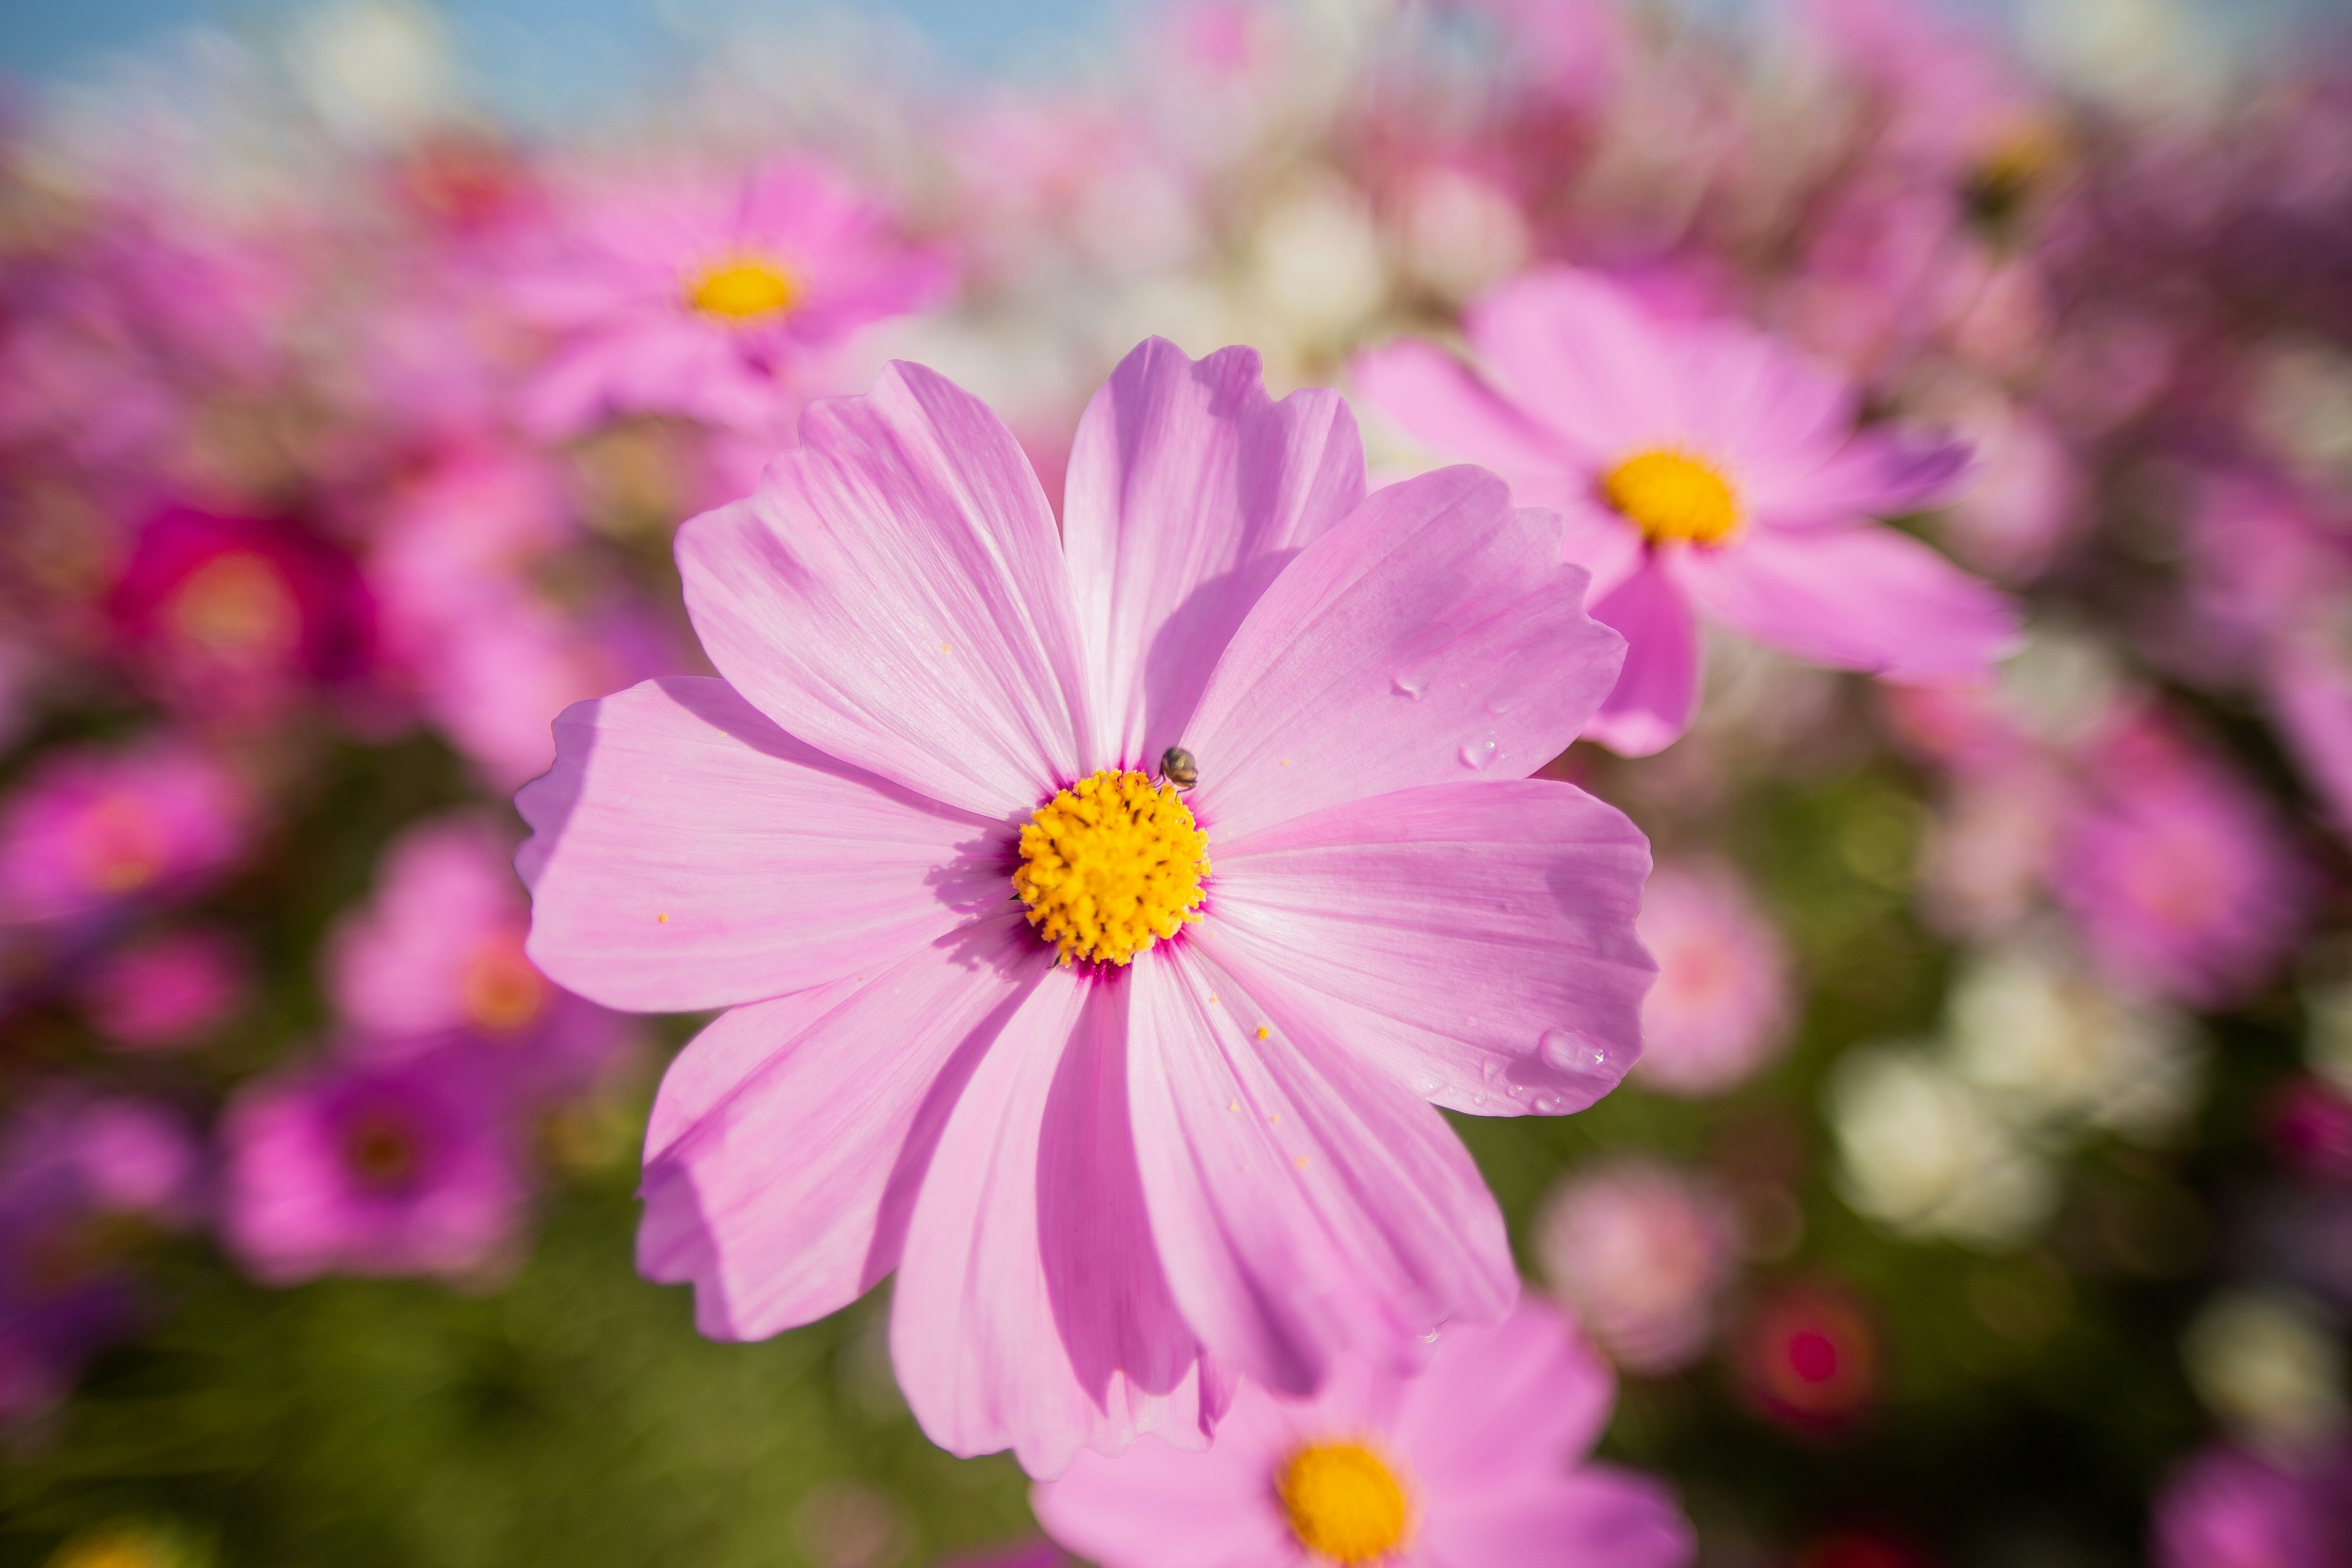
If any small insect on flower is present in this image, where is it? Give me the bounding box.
[1160,745,1199,791]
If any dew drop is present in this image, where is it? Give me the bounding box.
[1391,671,1426,700]
[1457,729,1501,769]
[1539,1028,1619,1079]
[1480,1058,1501,1083]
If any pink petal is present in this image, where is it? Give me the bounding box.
[1679,523,2020,680]
[1349,339,1577,489]
[636,913,1045,1340]
[1186,467,1623,842]
[1125,944,1519,1396]
[1420,1471,1695,1568]
[1205,781,1653,1117]
[1389,1298,1616,1488]
[1065,339,1365,766]
[1031,1417,1298,1568]
[676,361,1095,819]
[516,678,1001,1012]
[891,967,1218,1477]
[1464,268,1675,458]
[1581,554,1702,758]
[1752,427,1973,525]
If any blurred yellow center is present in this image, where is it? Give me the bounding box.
[685,255,799,322]
[1014,768,1208,967]
[169,552,300,654]
[462,935,549,1033]
[1278,1442,1411,1564]
[1603,448,1742,546]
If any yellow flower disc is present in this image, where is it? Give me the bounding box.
[1013,769,1208,967]
[1278,1442,1412,1564]
[1602,448,1743,546]
[685,255,799,322]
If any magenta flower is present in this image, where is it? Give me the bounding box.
[326,812,628,1100]
[1353,266,2017,754]
[510,157,951,437]
[221,1045,527,1284]
[1532,1159,1740,1376]
[0,738,248,932]
[518,339,1656,1474]
[2152,1444,2351,1568]
[79,927,248,1051]
[1630,860,1792,1097]
[1030,1297,1692,1568]
[2053,718,2312,1009]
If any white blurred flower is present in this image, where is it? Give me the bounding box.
[2183,1291,2348,1459]
[1244,175,1389,347]
[1393,167,1529,305]
[285,0,455,145]
[1827,1046,2057,1250]
[1947,935,2203,1144]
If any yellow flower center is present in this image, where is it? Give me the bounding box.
[462,933,550,1033]
[1602,448,1742,547]
[685,255,799,323]
[1013,768,1208,967]
[1278,1442,1412,1564]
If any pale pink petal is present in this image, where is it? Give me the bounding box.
[1464,268,1675,456]
[2269,639,2352,842]
[1125,945,1519,1396]
[1185,467,1622,841]
[636,914,1044,1341]
[1389,1298,1615,1488]
[1680,523,2019,680]
[1581,554,1702,757]
[1749,428,1973,524]
[1065,339,1365,766]
[1349,339,1577,484]
[1032,1412,1298,1568]
[1676,320,1857,477]
[1420,1471,1695,1568]
[676,362,1095,818]
[1205,781,1653,1116]
[516,678,1001,1012]
[891,968,1218,1477]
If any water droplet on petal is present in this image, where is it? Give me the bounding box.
[1457,729,1501,769]
[1539,1028,1622,1080]
[1392,671,1426,699]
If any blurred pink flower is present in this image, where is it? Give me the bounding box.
[221,1045,527,1284]
[0,737,247,930]
[0,1088,202,1427]
[2054,719,2312,1008]
[79,927,247,1051]
[2152,1444,2352,1568]
[1032,1297,1692,1568]
[1532,1159,1740,1374]
[509,157,951,437]
[328,812,629,1101]
[519,339,1656,1475]
[1631,861,1792,1096]
[107,505,377,720]
[1354,266,2016,755]
[1733,1278,1879,1430]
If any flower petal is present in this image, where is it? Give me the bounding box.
[1185,467,1623,842]
[1125,944,1519,1396]
[1420,1470,1695,1568]
[891,967,1219,1477]
[1031,1415,1297,1568]
[1389,1298,1616,1488]
[1349,339,1580,498]
[1065,338,1365,766]
[1751,427,1974,525]
[1581,553,1703,758]
[635,913,1045,1341]
[1680,523,2020,680]
[1204,780,1654,1118]
[1464,267,1676,456]
[517,677,1003,1012]
[676,361,1095,818]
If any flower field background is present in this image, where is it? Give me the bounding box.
[2,1,2350,1565]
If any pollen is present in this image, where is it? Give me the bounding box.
[685,255,799,322]
[1278,1441,1412,1564]
[1014,768,1208,967]
[1602,448,1742,546]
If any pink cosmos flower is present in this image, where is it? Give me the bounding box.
[221,1044,527,1284]
[518,338,1657,1476]
[1031,1297,1693,1568]
[2151,1443,2352,1568]
[510,157,951,438]
[327,812,628,1100]
[0,738,248,931]
[1352,266,2017,755]
[1532,1159,1740,1375]
[79,927,247,1051]
[1630,861,1792,1096]
[2052,718,2312,1009]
